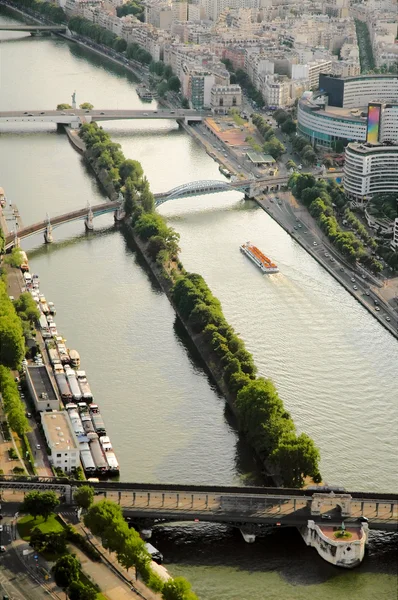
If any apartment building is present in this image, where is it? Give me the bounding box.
[41,411,80,473]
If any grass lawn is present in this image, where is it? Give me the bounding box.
[17,514,65,540]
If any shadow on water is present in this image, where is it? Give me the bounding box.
[26,226,117,258]
[173,318,265,487]
[67,41,140,85]
[152,524,398,584]
[122,228,163,296]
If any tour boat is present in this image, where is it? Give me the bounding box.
[137,85,153,101]
[240,242,279,274]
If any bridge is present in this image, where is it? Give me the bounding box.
[4,176,289,249]
[0,24,67,34]
[0,477,397,537]
[4,200,120,250]
[0,108,207,126]
[154,176,288,205]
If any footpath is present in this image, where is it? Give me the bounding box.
[68,520,164,600]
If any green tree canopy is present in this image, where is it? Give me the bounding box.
[52,554,80,590]
[73,486,94,510]
[56,103,72,110]
[68,580,97,600]
[168,75,181,92]
[79,102,94,110]
[162,577,199,600]
[22,491,60,521]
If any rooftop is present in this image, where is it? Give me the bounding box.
[347,142,398,154]
[247,152,276,164]
[41,411,78,452]
[27,365,58,402]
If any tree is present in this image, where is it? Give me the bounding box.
[79,102,94,110]
[22,491,60,521]
[281,119,296,135]
[162,577,199,600]
[68,580,97,600]
[4,247,24,268]
[113,37,127,53]
[84,500,124,537]
[73,486,94,510]
[52,554,80,590]
[157,81,169,97]
[119,159,143,184]
[56,103,72,110]
[168,75,181,92]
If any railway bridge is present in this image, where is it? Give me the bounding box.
[1,477,397,536]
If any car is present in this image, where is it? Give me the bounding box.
[0,525,3,532]
[375,306,380,312]
[0,546,6,553]
[270,198,274,202]
[353,285,358,290]
[304,231,308,234]
[15,376,19,383]
[358,516,368,523]
[330,257,335,262]
[36,444,41,450]
[386,316,391,321]
[0,515,3,521]
[143,112,148,116]
[23,111,28,115]
[298,224,302,228]
[313,242,317,246]
[321,515,332,520]
[351,278,356,283]
[100,112,105,115]
[340,267,344,272]
[154,111,158,114]
[325,253,329,257]
[40,112,45,115]
[365,291,370,296]
[27,113,33,116]
[85,110,90,113]
[70,113,75,116]
[294,226,298,230]
[61,112,66,115]
[26,413,32,418]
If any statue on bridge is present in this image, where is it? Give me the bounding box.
[71,91,76,109]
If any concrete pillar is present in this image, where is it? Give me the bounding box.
[240,528,256,543]
[147,492,150,507]
[176,493,180,508]
[132,492,136,506]
[64,485,73,505]
[161,493,165,508]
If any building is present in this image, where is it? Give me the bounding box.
[391,218,398,251]
[298,93,398,149]
[318,74,398,108]
[344,142,398,203]
[41,411,80,472]
[210,84,242,114]
[25,365,60,412]
[297,94,367,147]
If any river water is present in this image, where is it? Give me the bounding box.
[0,11,397,599]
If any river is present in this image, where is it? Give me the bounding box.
[0,10,397,599]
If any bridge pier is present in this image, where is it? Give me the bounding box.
[239,526,256,543]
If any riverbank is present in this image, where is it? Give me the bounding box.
[255,196,398,341]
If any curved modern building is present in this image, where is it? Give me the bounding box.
[297,97,367,147]
[344,142,398,203]
[297,74,398,149]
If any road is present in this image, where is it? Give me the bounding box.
[0,514,60,600]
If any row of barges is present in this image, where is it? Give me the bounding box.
[24,271,119,477]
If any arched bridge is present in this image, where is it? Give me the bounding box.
[0,25,67,33]
[4,200,120,250]
[154,176,289,204]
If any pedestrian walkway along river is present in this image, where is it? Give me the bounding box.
[0,11,397,599]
